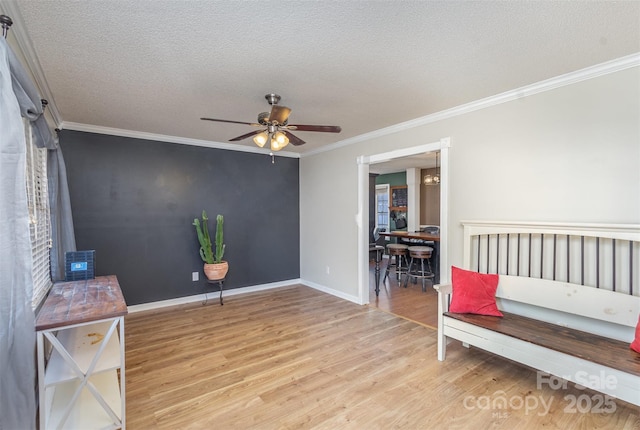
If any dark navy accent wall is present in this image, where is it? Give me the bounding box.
[60,130,300,305]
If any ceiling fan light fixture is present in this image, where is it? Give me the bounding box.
[201,93,341,151]
[270,131,289,151]
[253,131,268,147]
[274,131,289,145]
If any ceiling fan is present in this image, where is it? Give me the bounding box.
[201,94,341,151]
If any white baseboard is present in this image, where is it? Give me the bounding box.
[127,279,301,313]
[127,277,364,313]
[299,279,363,305]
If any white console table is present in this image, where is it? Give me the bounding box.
[36,275,128,429]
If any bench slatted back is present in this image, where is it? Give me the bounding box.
[461,221,640,341]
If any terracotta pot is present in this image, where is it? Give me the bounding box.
[204,261,228,280]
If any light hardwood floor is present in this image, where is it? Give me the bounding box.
[125,281,639,429]
[368,258,439,328]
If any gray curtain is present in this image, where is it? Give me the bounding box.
[0,36,36,430]
[47,149,77,281]
[6,37,76,281]
[1,32,75,428]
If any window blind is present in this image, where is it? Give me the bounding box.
[25,120,52,308]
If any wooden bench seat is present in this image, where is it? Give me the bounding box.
[444,311,640,377]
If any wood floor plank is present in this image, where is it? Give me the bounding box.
[369,258,440,329]
[125,284,640,429]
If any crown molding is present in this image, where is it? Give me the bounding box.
[302,52,640,158]
[61,122,301,158]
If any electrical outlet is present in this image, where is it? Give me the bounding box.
[192,272,199,282]
[326,266,330,275]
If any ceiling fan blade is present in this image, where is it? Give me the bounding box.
[281,130,306,146]
[229,130,264,141]
[287,124,341,133]
[201,117,260,126]
[268,105,291,125]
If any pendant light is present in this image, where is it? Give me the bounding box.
[423,152,440,185]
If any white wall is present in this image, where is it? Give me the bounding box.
[300,65,640,299]
[299,143,363,299]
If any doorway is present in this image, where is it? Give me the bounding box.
[357,138,450,305]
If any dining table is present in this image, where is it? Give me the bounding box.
[379,230,440,242]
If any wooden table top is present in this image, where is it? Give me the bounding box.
[379,231,440,241]
[36,275,128,331]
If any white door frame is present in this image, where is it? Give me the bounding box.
[356,137,451,304]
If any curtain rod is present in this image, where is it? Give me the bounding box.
[1,14,50,113]
[1,15,12,39]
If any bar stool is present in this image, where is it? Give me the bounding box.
[383,243,409,284]
[403,246,434,292]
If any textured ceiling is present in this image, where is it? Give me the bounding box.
[5,1,640,156]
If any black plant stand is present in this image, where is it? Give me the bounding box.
[203,278,225,305]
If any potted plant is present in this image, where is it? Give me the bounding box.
[193,211,228,280]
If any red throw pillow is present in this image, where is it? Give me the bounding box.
[631,315,640,353]
[449,266,503,317]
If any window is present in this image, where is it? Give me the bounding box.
[375,184,390,235]
[25,121,53,308]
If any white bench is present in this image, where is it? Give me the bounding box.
[434,221,640,407]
